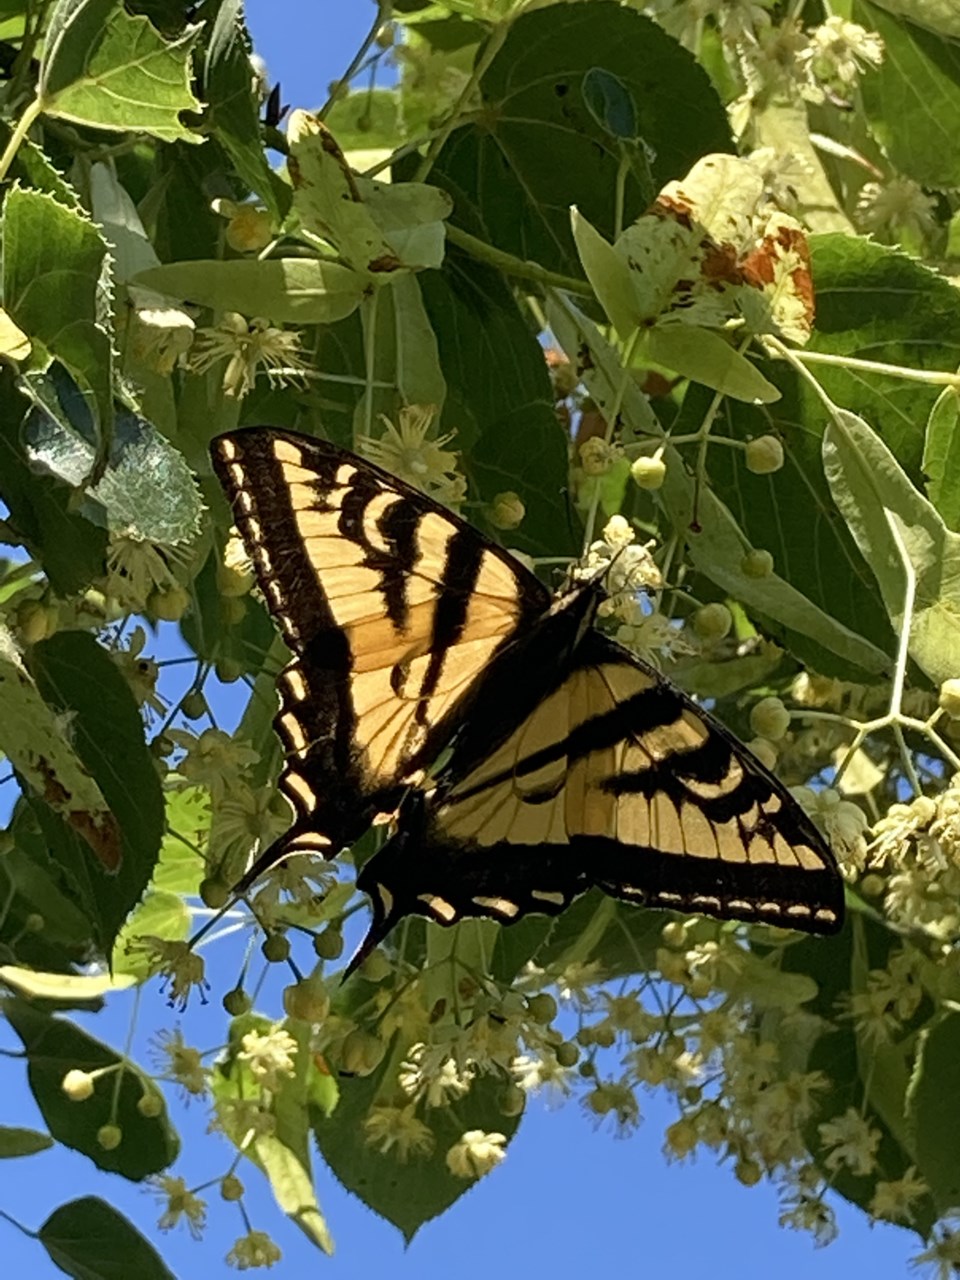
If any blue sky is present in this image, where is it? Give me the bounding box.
[0,3,924,1277]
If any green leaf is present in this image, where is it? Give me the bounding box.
[0,396,107,596]
[39,1196,176,1280]
[803,236,960,473]
[0,624,121,871]
[23,399,203,545]
[357,174,453,273]
[136,258,365,325]
[39,0,202,143]
[211,1014,334,1255]
[907,1013,960,1212]
[88,163,160,282]
[152,787,209,896]
[674,235,960,673]
[570,206,638,338]
[0,967,134,1000]
[4,1000,178,1179]
[922,387,960,530]
[418,244,576,560]
[358,275,446,422]
[29,631,164,953]
[867,0,960,36]
[204,0,287,220]
[823,407,960,686]
[0,1125,53,1157]
[668,640,785,700]
[435,2,731,277]
[312,1028,521,1242]
[582,66,639,140]
[3,187,113,438]
[289,109,402,275]
[289,111,452,277]
[856,0,960,187]
[324,87,404,153]
[0,803,98,975]
[111,892,190,980]
[644,326,779,404]
[547,294,892,678]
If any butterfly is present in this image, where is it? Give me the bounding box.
[211,426,844,967]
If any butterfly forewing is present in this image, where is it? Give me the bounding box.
[212,427,551,868]
[357,632,843,944]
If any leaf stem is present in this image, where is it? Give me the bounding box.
[413,21,510,183]
[320,1,391,121]
[582,327,641,553]
[445,224,592,297]
[768,338,960,389]
[0,97,41,184]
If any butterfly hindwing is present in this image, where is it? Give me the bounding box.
[212,425,845,952]
[356,630,843,951]
[211,427,551,874]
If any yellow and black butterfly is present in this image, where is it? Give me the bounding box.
[212,426,843,964]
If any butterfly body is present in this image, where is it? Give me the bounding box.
[211,426,844,955]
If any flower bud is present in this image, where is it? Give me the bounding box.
[665,1117,697,1157]
[221,1173,245,1201]
[223,987,252,1016]
[17,600,57,644]
[749,696,791,742]
[499,1084,526,1117]
[488,492,525,531]
[217,562,254,598]
[526,993,557,1025]
[745,435,784,475]
[692,602,733,642]
[181,691,207,720]
[860,872,885,897]
[556,1041,579,1068]
[359,949,392,982]
[200,876,231,910]
[97,1123,122,1150]
[261,933,290,963]
[741,549,774,578]
[225,207,274,254]
[939,678,960,720]
[735,1157,762,1186]
[631,449,666,490]
[313,927,344,960]
[339,1029,386,1076]
[220,596,247,627]
[661,920,687,948]
[137,1091,163,1118]
[282,974,330,1023]
[62,1069,95,1101]
[747,736,778,771]
[148,583,190,622]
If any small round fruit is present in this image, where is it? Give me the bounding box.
[261,933,291,964]
[97,1123,122,1150]
[745,435,784,475]
[200,876,231,910]
[223,987,251,1016]
[313,928,344,960]
[741,549,774,579]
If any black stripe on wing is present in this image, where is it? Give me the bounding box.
[353,630,844,960]
[211,426,552,887]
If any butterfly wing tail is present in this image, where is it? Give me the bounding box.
[343,809,426,980]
